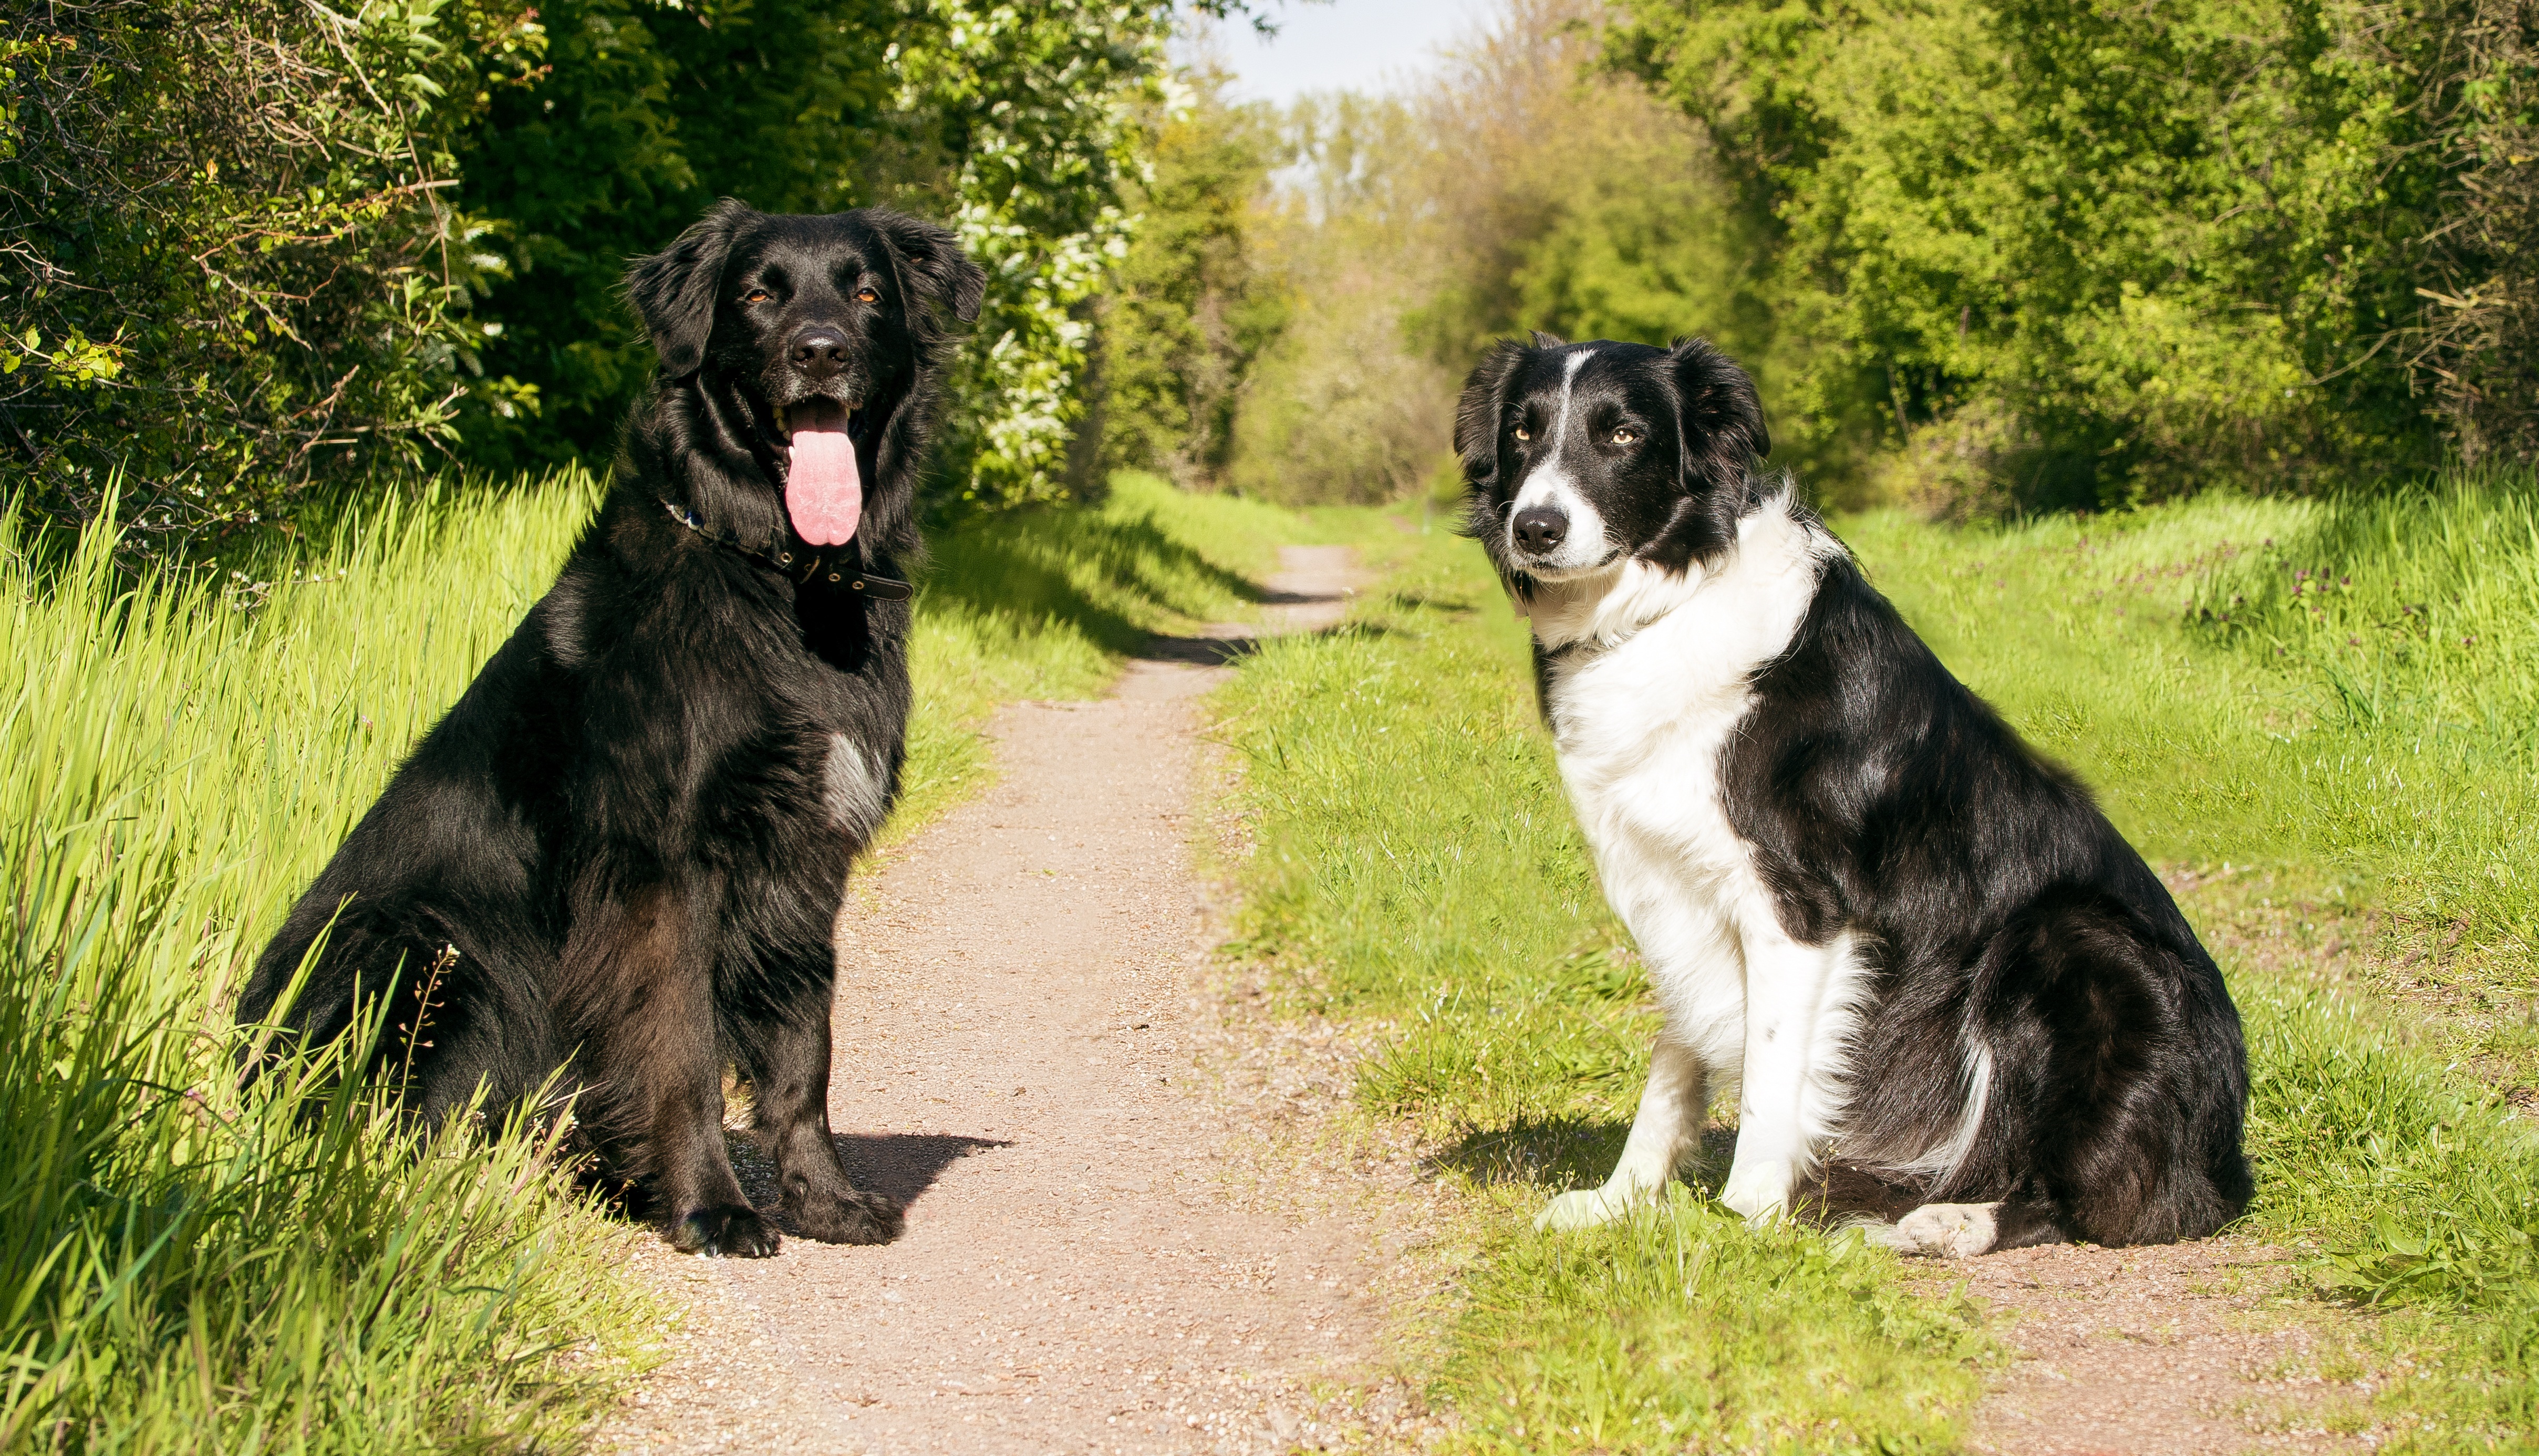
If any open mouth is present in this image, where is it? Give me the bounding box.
[773,399,866,547]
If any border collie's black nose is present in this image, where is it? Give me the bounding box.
[1514,506,1569,554]
[790,326,849,376]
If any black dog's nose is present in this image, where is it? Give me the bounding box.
[790,326,849,376]
[1513,506,1569,554]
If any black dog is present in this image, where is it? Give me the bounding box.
[239,202,984,1256]
[1460,335,2251,1254]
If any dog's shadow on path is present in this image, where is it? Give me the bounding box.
[723,1130,1009,1229]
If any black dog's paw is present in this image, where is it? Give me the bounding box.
[790,1189,905,1245]
[672,1203,782,1257]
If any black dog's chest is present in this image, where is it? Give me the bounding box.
[795,585,877,675]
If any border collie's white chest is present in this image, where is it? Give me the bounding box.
[1530,500,1836,1018]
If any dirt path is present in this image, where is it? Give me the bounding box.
[599,547,1392,1456]
[1949,1237,2374,1454]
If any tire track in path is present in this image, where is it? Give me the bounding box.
[600,547,1384,1456]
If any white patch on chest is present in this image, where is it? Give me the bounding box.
[822,733,887,835]
[1533,491,1844,1069]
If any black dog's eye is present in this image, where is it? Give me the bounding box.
[741,287,773,305]
[1513,426,1531,442]
[855,286,880,304]
[1611,427,1640,445]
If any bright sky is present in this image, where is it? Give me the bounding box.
[1212,0,1490,105]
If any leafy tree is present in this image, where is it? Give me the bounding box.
[0,0,537,542]
[1611,0,2455,506]
[453,0,1233,509]
[1093,70,1287,489]
[2408,0,2539,465]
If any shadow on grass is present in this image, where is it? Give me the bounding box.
[1129,619,1396,668]
[927,508,1270,657]
[1427,1117,1737,1195]
[1383,590,1479,618]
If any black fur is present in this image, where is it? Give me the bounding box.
[1739,554,2254,1245]
[238,203,985,1257]
[1457,336,2251,1249]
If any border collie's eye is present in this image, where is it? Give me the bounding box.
[741,287,772,305]
[855,287,880,304]
[1611,427,1640,445]
[1513,427,1531,442]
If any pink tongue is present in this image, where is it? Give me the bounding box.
[784,399,861,546]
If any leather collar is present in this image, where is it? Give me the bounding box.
[659,498,914,601]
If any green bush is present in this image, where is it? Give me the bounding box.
[1091,70,1288,491]
[1,1,1251,543]
[0,0,534,543]
[453,0,1223,510]
[1610,0,2454,508]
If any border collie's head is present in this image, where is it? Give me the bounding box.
[1455,335,1770,591]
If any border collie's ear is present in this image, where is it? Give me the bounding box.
[1669,336,1769,485]
[1455,340,1528,494]
[627,200,752,378]
[873,212,988,327]
[1529,329,1568,350]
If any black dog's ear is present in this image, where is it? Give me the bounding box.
[1669,336,1770,484]
[1529,329,1568,350]
[627,200,753,378]
[872,211,987,327]
[1454,339,1528,494]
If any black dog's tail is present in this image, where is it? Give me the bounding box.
[237,895,555,1128]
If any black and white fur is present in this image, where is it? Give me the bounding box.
[1458,336,2252,1255]
[238,203,984,1257]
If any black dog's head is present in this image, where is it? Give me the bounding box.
[1455,335,1770,591]
[625,201,986,547]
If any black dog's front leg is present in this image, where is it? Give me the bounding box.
[742,1002,903,1244]
[558,879,778,1257]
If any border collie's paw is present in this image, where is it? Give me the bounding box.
[675,1203,782,1257]
[1536,1187,1633,1231]
[1893,1201,2002,1259]
[792,1189,905,1245]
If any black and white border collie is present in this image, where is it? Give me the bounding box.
[1457,335,2252,1255]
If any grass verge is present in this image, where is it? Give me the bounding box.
[1215,476,2539,1451]
[0,466,1304,1450]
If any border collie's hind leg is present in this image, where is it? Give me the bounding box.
[1888,1190,2067,1257]
[740,996,903,1245]
[1890,895,2251,1256]
[1537,1036,1705,1230]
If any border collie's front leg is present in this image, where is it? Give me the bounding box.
[1536,1037,1705,1230]
[1719,929,1854,1224]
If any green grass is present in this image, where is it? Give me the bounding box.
[0,466,1305,1451]
[1214,476,2539,1451]
[1844,474,2539,972]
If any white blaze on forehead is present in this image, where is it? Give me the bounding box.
[1546,347,1593,456]
[1509,348,1613,574]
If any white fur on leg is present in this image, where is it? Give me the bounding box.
[1883,1201,2004,1258]
[1536,1038,1704,1231]
[1718,931,1858,1224]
